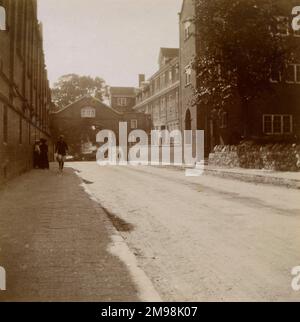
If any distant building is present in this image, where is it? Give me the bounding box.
[51,95,151,159]
[133,48,180,132]
[109,86,152,138]
[109,87,137,113]
[50,96,121,158]
[0,0,52,184]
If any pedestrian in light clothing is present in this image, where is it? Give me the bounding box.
[55,135,68,172]
[33,140,41,169]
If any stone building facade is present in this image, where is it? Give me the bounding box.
[0,0,52,184]
[133,48,180,132]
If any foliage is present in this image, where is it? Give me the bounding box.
[51,74,106,109]
[192,0,296,135]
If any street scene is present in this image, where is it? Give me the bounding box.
[1,0,300,303]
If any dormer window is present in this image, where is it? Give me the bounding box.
[117,98,127,106]
[0,5,6,31]
[81,106,96,118]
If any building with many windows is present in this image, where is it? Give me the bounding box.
[133,48,180,132]
[236,0,300,141]
[179,0,300,159]
[0,0,52,184]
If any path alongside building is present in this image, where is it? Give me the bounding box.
[0,166,147,302]
[160,163,300,189]
[203,166,300,189]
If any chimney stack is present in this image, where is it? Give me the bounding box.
[139,74,145,88]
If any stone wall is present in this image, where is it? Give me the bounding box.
[209,143,300,171]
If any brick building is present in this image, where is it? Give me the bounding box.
[109,87,136,113]
[247,0,300,141]
[109,86,152,138]
[51,96,121,159]
[180,0,300,157]
[133,48,180,132]
[51,95,151,159]
[0,0,52,184]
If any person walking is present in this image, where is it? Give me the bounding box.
[39,138,50,169]
[55,135,68,172]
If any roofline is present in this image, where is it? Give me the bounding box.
[136,56,179,91]
[50,95,123,115]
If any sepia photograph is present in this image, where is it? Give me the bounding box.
[0,0,300,310]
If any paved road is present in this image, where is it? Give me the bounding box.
[70,162,300,302]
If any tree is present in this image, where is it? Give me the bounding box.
[51,74,106,109]
[192,0,296,137]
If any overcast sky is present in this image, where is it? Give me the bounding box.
[37,0,182,88]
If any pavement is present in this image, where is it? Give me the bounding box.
[0,165,160,302]
[70,162,300,302]
[203,165,300,189]
[158,163,300,189]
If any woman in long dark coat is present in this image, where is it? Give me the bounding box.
[39,138,49,169]
[33,140,41,169]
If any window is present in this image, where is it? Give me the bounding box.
[157,78,161,90]
[161,74,165,88]
[81,106,96,118]
[270,67,281,83]
[161,97,166,110]
[169,69,173,82]
[153,104,159,121]
[117,98,127,106]
[283,115,292,133]
[263,115,293,135]
[131,119,138,129]
[286,64,300,84]
[276,16,290,36]
[184,20,192,40]
[185,66,192,86]
[3,104,8,143]
[0,5,6,31]
[168,94,173,108]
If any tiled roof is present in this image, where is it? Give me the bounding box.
[50,95,122,115]
[160,48,179,59]
[109,87,137,96]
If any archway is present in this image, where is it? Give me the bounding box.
[185,109,192,131]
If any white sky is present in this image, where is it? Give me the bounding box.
[37,0,182,88]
